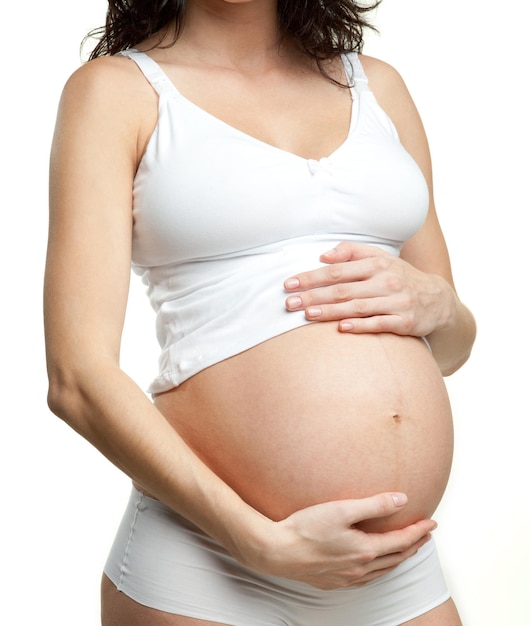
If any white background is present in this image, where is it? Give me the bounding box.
[2,1,529,624]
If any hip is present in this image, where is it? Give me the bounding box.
[104,486,450,625]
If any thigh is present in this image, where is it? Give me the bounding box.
[401,598,462,626]
[101,574,229,626]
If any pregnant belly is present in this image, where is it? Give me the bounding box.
[154,323,454,532]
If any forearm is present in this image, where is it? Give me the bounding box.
[46,356,440,588]
[426,283,476,376]
[47,360,270,564]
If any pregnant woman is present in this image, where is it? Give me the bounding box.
[44,1,476,624]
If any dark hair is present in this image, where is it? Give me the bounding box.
[86,1,381,65]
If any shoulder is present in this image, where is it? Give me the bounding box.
[357,54,412,107]
[62,55,132,98]
[57,55,158,162]
[357,54,426,142]
[60,54,154,114]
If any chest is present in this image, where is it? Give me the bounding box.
[153,60,353,161]
[132,89,428,268]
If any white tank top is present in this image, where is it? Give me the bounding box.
[119,49,429,394]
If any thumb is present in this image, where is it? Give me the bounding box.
[345,492,409,525]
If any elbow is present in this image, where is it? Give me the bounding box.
[46,370,97,441]
[46,354,122,434]
[440,351,472,377]
[45,354,97,430]
[46,368,82,426]
[439,329,477,376]
[435,308,477,377]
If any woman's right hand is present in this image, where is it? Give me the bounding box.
[239,493,436,590]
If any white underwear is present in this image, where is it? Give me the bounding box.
[104,487,450,625]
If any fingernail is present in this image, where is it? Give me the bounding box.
[322,248,337,256]
[339,322,354,331]
[284,278,300,289]
[286,296,302,309]
[306,307,322,317]
[392,493,407,507]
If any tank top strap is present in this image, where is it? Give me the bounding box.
[117,49,174,98]
[341,51,370,93]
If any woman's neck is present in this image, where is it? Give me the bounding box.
[177,0,289,72]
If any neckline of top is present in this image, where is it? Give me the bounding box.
[124,49,363,162]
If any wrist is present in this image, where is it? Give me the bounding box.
[441,284,459,332]
[426,279,476,375]
[223,506,278,573]
[430,275,458,333]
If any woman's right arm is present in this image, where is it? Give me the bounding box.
[44,56,437,590]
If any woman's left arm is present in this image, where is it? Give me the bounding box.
[284,55,476,375]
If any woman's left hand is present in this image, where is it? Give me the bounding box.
[284,241,457,337]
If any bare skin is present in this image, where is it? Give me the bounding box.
[46,0,474,624]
